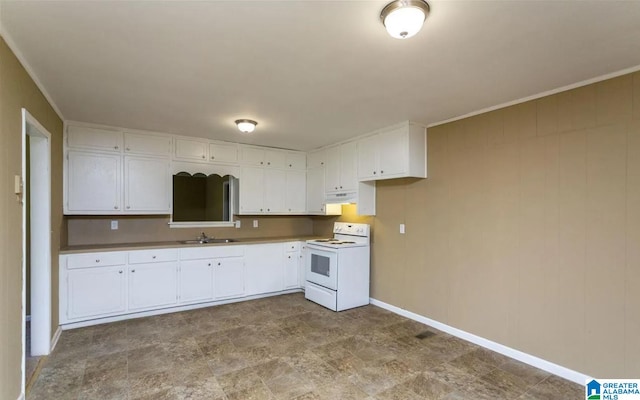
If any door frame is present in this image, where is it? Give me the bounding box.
[21,108,52,392]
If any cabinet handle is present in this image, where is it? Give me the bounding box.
[95,259,100,263]
[118,270,123,274]
[131,269,136,273]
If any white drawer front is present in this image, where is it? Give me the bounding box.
[129,249,178,264]
[284,242,301,252]
[305,282,337,311]
[66,252,126,269]
[180,245,244,260]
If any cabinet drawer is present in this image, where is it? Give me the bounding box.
[129,249,178,264]
[67,252,126,269]
[284,242,300,252]
[180,245,244,260]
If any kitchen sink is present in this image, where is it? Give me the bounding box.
[180,238,237,244]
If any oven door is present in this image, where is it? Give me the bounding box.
[305,245,338,290]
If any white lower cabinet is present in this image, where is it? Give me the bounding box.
[179,259,214,304]
[67,266,127,319]
[245,243,285,295]
[213,257,245,299]
[128,262,178,311]
[60,241,305,325]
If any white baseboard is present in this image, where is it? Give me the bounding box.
[50,326,62,352]
[369,298,591,385]
[16,392,25,400]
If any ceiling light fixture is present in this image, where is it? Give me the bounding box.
[380,0,430,39]
[235,119,258,133]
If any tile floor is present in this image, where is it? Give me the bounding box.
[28,293,583,399]
[25,321,42,386]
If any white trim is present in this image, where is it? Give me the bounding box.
[16,393,25,400]
[168,221,236,229]
[25,315,31,322]
[1,31,64,120]
[428,64,640,128]
[369,298,592,385]
[50,326,62,352]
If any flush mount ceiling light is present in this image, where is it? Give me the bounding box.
[380,0,430,39]
[235,119,258,133]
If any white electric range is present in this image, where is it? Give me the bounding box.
[304,222,370,311]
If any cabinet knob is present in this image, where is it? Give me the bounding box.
[260,208,263,212]
[152,255,156,259]
[373,171,376,174]
[335,186,338,190]
[340,186,343,189]
[211,156,215,159]
[114,146,119,150]
[217,262,221,266]
[114,206,118,210]
[321,162,324,165]
[126,147,130,151]
[202,155,205,159]
[288,255,291,259]
[381,170,384,174]
[208,263,211,266]
[95,259,100,263]
[131,269,136,273]
[260,161,264,165]
[126,206,131,209]
[289,164,292,167]
[118,270,123,274]
[267,208,270,211]
[267,162,271,165]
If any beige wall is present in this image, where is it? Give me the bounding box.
[66,215,314,246]
[0,37,63,399]
[371,72,640,378]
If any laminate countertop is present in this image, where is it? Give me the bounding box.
[59,235,325,254]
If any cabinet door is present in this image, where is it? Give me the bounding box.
[67,266,126,319]
[239,167,265,213]
[306,167,325,214]
[124,132,172,156]
[339,141,358,192]
[378,127,408,178]
[67,125,122,152]
[284,251,299,289]
[179,259,214,304]
[357,135,378,180]
[324,146,341,192]
[214,257,245,299]
[263,149,286,168]
[124,156,170,212]
[285,152,306,169]
[264,169,286,213]
[209,142,238,163]
[285,170,306,213]
[240,147,265,166]
[245,244,284,295]
[128,262,178,311]
[67,151,121,212]
[175,138,208,161]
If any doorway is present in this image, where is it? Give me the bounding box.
[21,109,52,393]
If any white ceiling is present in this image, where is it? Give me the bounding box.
[2,1,640,151]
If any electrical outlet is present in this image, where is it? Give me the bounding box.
[111,220,118,230]
[399,223,405,234]
[253,220,259,228]
[235,220,241,228]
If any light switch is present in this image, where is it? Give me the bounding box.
[253,220,259,228]
[399,223,405,234]
[111,220,118,230]
[14,175,23,195]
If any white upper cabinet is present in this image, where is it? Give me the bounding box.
[209,142,238,163]
[325,142,357,193]
[307,149,325,169]
[264,169,287,213]
[175,138,208,161]
[67,124,123,152]
[285,170,306,213]
[124,131,172,156]
[357,121,427,181]
[124,156,171,213]
[66,151,121,213]
[285,152,306,169]
[239,167,265,214]
[240,146,286,168]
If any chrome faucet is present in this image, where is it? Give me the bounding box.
[197,232,212,243]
